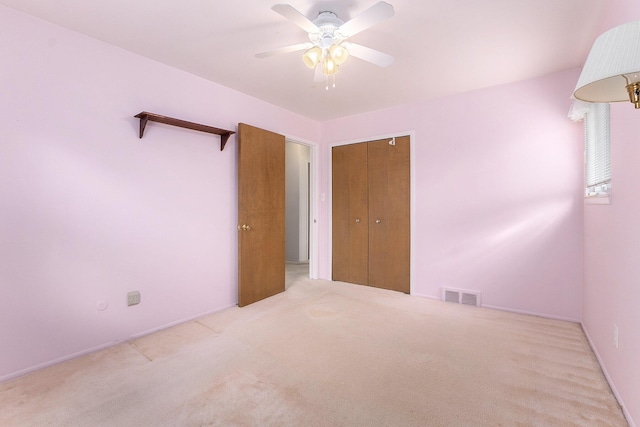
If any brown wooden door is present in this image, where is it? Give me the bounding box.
[368,136,410,293]
[332,136,410,293]
[237,123,285,307]
[332,143,369,284]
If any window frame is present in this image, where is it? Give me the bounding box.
[583,102,611,204]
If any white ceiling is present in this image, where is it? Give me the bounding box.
[1,0,612,121]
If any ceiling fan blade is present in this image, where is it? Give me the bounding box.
[272,4,319,34]
[255,42,313,58]
[343,42,394,67]
[338,1,394,38]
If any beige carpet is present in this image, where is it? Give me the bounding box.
[0,263,628,426]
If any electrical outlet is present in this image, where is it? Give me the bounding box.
[613,324,619,348]
[127,291,141,306]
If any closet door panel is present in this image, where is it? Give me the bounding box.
[368,136,411,293]
[367,139,390,289]
[332,143,369,284]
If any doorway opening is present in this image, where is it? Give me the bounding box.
[285,139,318,286]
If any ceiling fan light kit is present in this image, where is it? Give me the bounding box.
[256,2,395,90]
[330,44,349,66]
[303,42,348,74]
[323,57,337,75]
[302,46,323,68]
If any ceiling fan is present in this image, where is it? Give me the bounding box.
[256,2,395,87]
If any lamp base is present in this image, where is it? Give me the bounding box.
[626,82,640,108]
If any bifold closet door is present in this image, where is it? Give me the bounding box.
[332,142,369,285]
[368,136,410,293]
[332,136,410,293]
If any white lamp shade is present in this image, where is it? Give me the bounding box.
[574,21,640,102]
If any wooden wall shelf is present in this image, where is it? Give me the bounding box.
[134,112,235,151]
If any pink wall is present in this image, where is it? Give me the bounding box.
[319,69,585,322]
[598,0,640,34]
[580,2,640,425]
[0,5,319,381]
[3,3,638,424]
[583,103,640,426]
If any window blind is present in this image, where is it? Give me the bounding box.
[584,103,611,195]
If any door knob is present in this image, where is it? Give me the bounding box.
[375,219,382,224]
[355,218,361,223]
[237,224,251,231]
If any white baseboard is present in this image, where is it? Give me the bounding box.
[413,292,634,426]
[130,303,234,339]
[0,303,235,384]
[581,324,636,427]
[410,291,441,301]
[412,292,580,323]
[0,341,118,383]
[481,303,580,323]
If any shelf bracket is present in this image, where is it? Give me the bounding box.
[134,111,235,151]
[138,114,149,139]
[221,133,231,151]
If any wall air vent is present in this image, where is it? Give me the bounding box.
[441,287,481,307]
[444,289,460,303]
